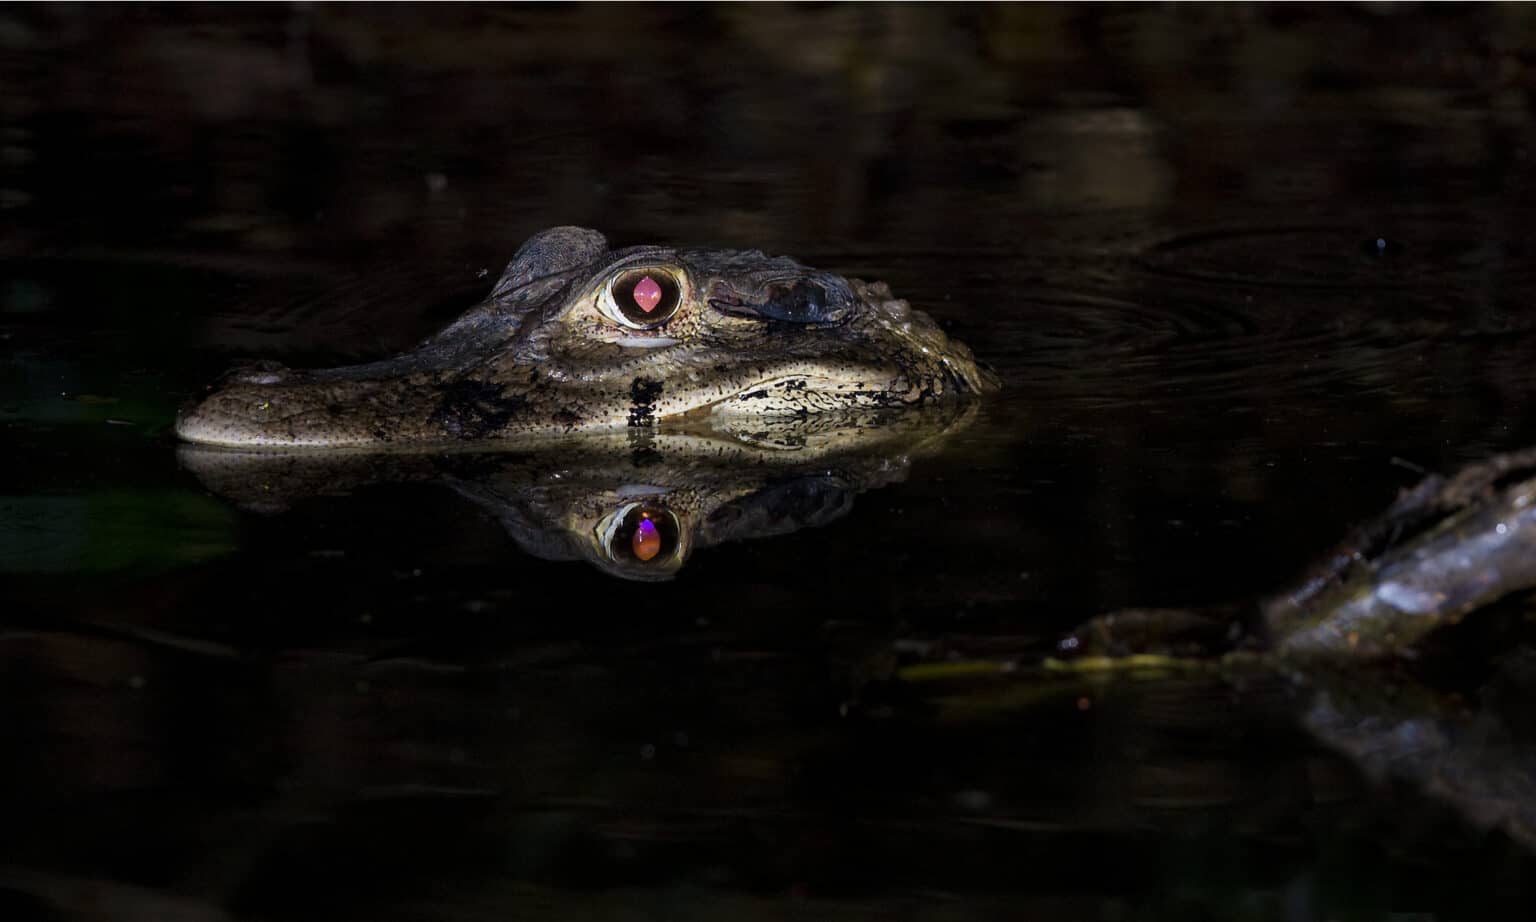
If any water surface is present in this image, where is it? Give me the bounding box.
[7,5,1536,920]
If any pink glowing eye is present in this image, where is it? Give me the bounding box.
[610,269,680,327]
[632,275,663,313]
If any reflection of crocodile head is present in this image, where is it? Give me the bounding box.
[177,403,977,581]
[176,226,998,448]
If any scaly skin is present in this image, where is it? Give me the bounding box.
[176,227,998,448]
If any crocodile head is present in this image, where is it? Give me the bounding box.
[176,226,998,447]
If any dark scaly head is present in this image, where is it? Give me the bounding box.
[176,227,998,447]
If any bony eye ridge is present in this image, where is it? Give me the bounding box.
[606,267,683,328]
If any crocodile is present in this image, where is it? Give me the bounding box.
[175,226,998,447]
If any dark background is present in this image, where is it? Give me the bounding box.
[7,4,1536,920]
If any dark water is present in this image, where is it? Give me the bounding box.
[8,5,1536,920]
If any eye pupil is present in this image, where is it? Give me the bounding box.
[633,276,663,314]
[613,269,681,327]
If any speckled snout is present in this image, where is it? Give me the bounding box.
[175,372,413,448]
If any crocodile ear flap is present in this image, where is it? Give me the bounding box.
[492,226,609,299]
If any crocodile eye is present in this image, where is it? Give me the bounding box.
[603,268,683,329]
[601,503,681,565]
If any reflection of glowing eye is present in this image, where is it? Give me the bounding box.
[632,517,662,561]
[603,268,683,329]
[600,503,680,564]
